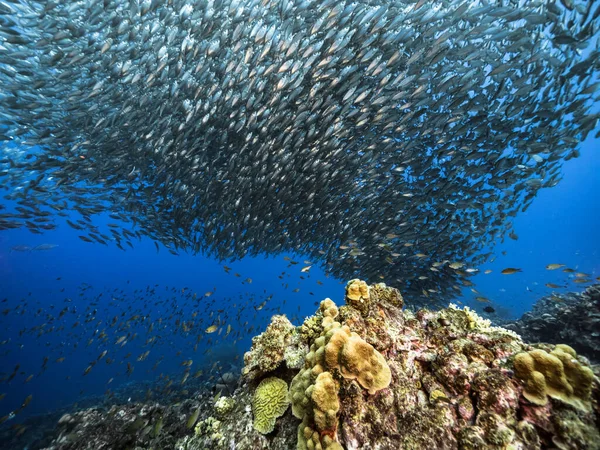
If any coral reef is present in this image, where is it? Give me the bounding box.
[252,377,290,434]
[504,284,600,364]
[38,281,600,450]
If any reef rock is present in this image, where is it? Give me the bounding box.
[176,281,600,450]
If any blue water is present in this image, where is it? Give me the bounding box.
[0,128,599,425]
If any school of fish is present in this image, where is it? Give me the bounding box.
[0,0,599,302]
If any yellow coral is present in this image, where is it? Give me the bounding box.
[345,279,370,315]
[513,345,594,411]
[345,279,369,301]
[310,372,339,431]
[297,417,343,450]
[290,297,392,449]
[252,377,290,434]
[325,324,392,395]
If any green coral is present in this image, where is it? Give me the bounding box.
[252,376,290,434]
[513,344,595,411]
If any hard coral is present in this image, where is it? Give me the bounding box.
[252,377,290,434]
[325,325,391,395]
[513,344,595,411]
[310,372,340,432]
[290,297,391,449]
[244,315,305,379]
[345,279,370,316]
[214,396,235,418]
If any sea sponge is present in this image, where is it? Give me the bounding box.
[513,345,594,410]
[252,377,289,434]
[324,325,392,395]
[345,279,371,315]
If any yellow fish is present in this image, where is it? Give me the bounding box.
[205,325,218,333]
[545,264,564,270]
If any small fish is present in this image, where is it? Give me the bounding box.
[32,244,58,251]
[482,306,495,314]
[545,283,563,289]
[153,416,164,438]
[448,262,464,269]
[204,291,213,297]
[484,270,492,274]
[205,325,218,333]
[187,408,200,429]
[474,297,490,303]
[10,245,32,252]
[501,268,522,275]
[546,264,565,270]
[301,265,312,272]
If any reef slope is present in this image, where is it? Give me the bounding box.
[43,281,600,450]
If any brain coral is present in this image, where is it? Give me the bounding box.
[252,377,290,434]
[513,344,594,411]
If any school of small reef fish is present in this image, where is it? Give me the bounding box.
[0,266,308,428]
[0,0,599,302]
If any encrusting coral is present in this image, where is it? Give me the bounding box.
[252,377,290,434]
